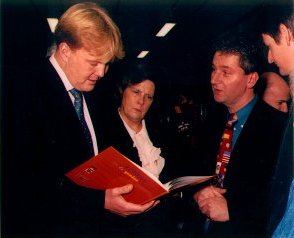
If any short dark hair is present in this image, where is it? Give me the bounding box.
[213,33,260,74]
[260,0,294,42]
[119,63,157,93]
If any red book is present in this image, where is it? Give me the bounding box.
[66,146,213,204]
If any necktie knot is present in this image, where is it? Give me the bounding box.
[227,113,238,126]
[70,88,82,101]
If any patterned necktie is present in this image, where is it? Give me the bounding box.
[69,89,94,156]
[213,113,238,188]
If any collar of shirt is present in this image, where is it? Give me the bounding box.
[235,95,258,127]
[117,109,164,178]
[118,109,149,145]
[49,54,74,92]
[231,95,258,148]
[49,55,98,155]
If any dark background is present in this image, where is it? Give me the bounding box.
[0,1,290,237]
[1,0,285,135]
[1,0,282,89]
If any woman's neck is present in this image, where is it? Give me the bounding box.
[118,108,142,133]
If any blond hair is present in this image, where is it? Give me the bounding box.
[55,2,124,62]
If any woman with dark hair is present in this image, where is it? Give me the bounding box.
[98,63,180,238]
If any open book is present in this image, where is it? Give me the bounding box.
[66,146,213,204]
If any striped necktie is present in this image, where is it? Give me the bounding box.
[69,89,94,156]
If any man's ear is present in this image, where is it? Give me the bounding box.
[59,42,71,62]
[279,23,293,45]
[247,72,259,89]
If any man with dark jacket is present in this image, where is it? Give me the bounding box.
[192,34,287,238]
[261,1,294,237]
[2,3,157,238]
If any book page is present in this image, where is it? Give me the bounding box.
[164,175,214,191]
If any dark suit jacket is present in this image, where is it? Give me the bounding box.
[3,59,106,238]
[97,107,180,238]
[98,107,173,182]
[192,99,287,238]
[267,109,293,235]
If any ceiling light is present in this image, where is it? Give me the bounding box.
[156,23,176,37]
[47,18,58,33]
[137,51,149,58]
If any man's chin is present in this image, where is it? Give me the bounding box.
[81,84,96,92]
[213,95,223,103]
[279,69,288,77]
[289,73,294,97]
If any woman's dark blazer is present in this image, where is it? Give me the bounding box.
[97,106,178,238]
[98,107,172,182]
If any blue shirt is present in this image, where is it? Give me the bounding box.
[231,95,258,148]
[272,179,294,238]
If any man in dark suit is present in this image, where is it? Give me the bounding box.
[2,3,156,238]
[261,1,294,237]
[192,34,287,238]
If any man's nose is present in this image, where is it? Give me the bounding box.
[280,102,288,113]
[95,64,107,78]
[211,72,220,84]
[267,51,274,64]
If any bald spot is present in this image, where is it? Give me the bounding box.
[261,72,291,112]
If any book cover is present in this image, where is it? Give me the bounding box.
[66,146,213,204]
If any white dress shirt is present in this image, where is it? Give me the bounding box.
[49,54,98,155]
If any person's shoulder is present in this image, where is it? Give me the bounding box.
[16,58,50,97]
[28,56,51,74]
[258,99,287,117]
[26,57,54,86]
[100,107,121,129]
[253,99,288,127]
